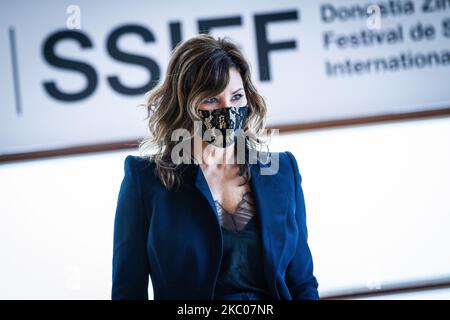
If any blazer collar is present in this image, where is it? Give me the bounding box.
[184,153,287,299]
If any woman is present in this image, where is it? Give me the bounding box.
[111,34,319,300]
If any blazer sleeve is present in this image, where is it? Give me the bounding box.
[111,155,151,300]
[284,151,319,300]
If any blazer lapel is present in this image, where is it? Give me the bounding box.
[250,154,289,299]
[194,164,219,220]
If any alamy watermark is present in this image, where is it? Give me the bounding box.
[66,5,81,30]
[366,4,381,30]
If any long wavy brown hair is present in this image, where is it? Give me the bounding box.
[138,34,270,191]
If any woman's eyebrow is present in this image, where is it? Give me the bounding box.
[210,88,243,98]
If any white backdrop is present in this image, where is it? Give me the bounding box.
[1,116,449,299]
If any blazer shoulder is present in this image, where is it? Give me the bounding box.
[266,150,295,167]
[124,154,155,170]
[123,154,157,182]
[283,150,296,167]
[284,150,303,182]
[124,154,152,164]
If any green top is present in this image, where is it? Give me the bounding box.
[213,214,272,299]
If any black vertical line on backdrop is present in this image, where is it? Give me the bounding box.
[169,22,182,51]
[9,26,22,115]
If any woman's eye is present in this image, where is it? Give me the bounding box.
[205,94,243,103]
[205,98,216,103]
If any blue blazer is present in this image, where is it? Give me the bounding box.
[111,151,319,300]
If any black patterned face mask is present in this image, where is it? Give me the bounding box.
[198,104,249,148]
